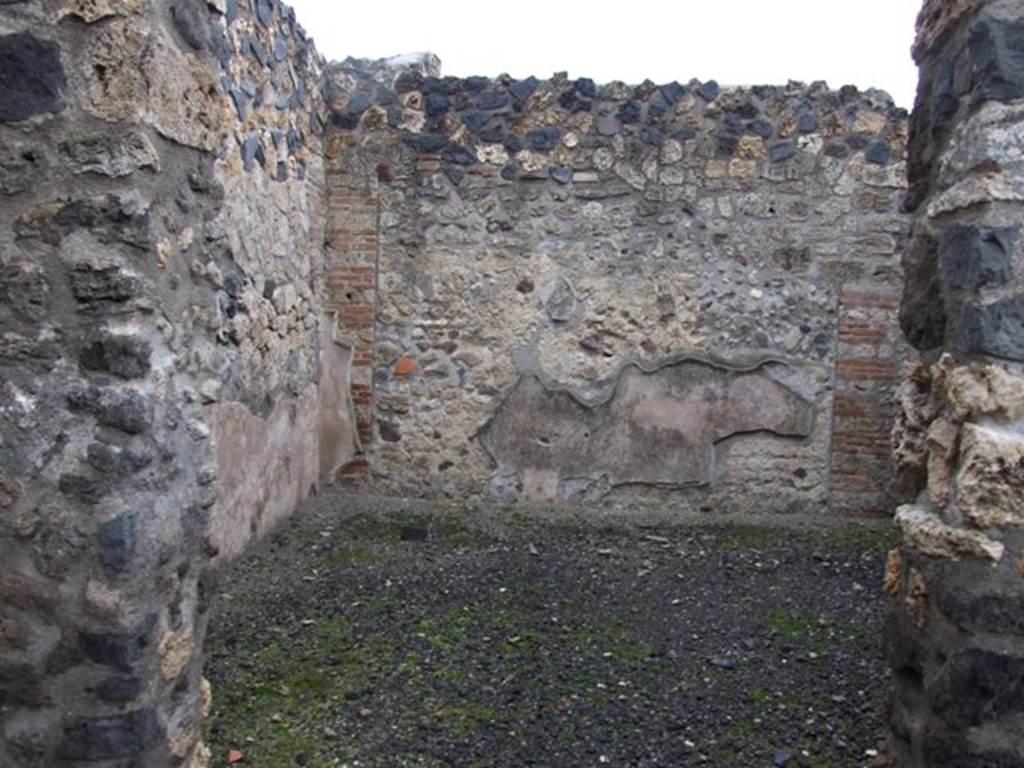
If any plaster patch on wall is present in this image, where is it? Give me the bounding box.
[480,356,816,502]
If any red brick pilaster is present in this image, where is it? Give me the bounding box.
[325,173,378,482]
[830,290,901,517]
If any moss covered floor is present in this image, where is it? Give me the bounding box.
[204,493,898,768]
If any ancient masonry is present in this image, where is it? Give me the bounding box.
[884,0,1024,765]
[0,0,1020,765]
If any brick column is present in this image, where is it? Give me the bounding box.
[830,290,902,516]
[324,175,379,482]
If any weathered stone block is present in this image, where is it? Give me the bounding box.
[0,34,66,123]
[960,294,1024,361]
[956,424,1024,527]
[940,225,1017,293]
[932,644,1024,727]
[900,232,947,351]
[93,676,144,705]
[60,132,160,178]
[58,709,163,761]
[968,17,1024,105]
[67,385,151,434]
[895,505,1005,561]
[171,0,209,50]
[96,513,138,573]
[79,333,152,379]
[78,615,156,672]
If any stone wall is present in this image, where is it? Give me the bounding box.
[885,0,1024,764]
[323,66,913,516]
[0,0,328,764]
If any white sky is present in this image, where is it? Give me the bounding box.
[289,0,921,109]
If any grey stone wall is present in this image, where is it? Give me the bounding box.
[324,66,913,515]
[885,0,1024,764]
[0,0,327,764]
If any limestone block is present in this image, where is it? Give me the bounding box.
[957,424,1024,528]
[61,132,160,177]
[926,415,959,507]
[945,359,1024,422]
[82,23,229,151]
[83,20,148,123]
[895,504,1005,561]
[143,30,230,151]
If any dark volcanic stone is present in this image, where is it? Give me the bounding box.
[617,101,642,124]
[640,128,664,146]
[935,582,1024,636]
[442,146,475,166]
[59,474,106,505]
[171,0,207,50]
[698,80,720,102]
[59,710,163,761]
[229,87,248,120]
[509,77,539,104]
[768,142,797,163]
[797,112,819,133]
[70,267,142,304]
[475,89,509,111]
[78,617,155,673]
[900,232,946,351]
[659,81,686,104]
[526,127,562,151]
[379,421,401,443]
[0,33,66,122]
[501,134,522,153]
[274,37,287,62]
[248,35,269,67]
[93,677,144,705]
[967,17,1024,105]
[865,140,891,165]
[97,514,137,573]
[404,134,449,153]
[575,78,597,98]
[346,92,371,115]
[67,385,150,434]
[242,134,265,172]
[86,442,153,477]
[729,101,759,120]
[746,119,774,139]
[940,225,1017,292]
[424,93,450,117]
[717,133,739,156]
[80,334,152,379]
[255,0,273,26]
[464,76,489,93]
[960,294,1024,361]
[938,645,1024,727]
[549,166,571,185]
[461,109,489,134]
[225,0,239,23]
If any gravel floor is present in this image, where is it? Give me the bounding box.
[204,492,898,768]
